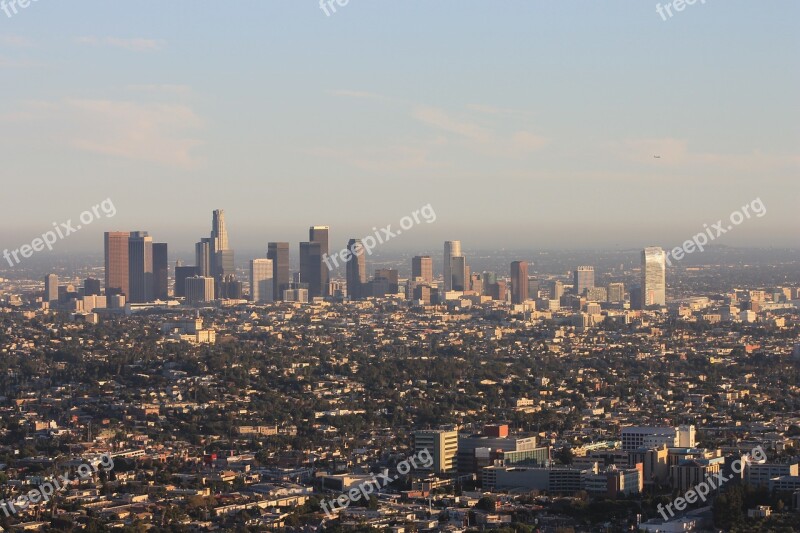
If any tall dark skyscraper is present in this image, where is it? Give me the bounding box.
[309,226,330,296]
[174,266,199,298]
[299,241,323,298]
[104,231,130,297]
[450,256,467,292]
[510,260,528,304]
[412,256,433,283]
[195,238,212,277]
[128,231,153,303]
[84,277,102,296]
[268,242,290,301]
[153,243,169,300]
[346,239,367,300]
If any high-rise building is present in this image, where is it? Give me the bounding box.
[185,276,215,305]
[267,242,290,301]
[642,247,666,307]
[218,275,242,299]
[470,273,483,296]
[551,280,564,300]
[374,269,399,295]
[414,429,458,474]
[195,238,212,277]
[574,266,595,296]
[528,277,540,300]
[630,287,643,310]
[450,256,467,292]
[208,210,235,297]
[412,256,433,283]
[249,258,274,303]
[488,279,507,301]
[412,284,432,305]
[299,241,322,298]
[44,273,58,302]
[83,277,101,296]
[443,241,462,292]
[215,250,236,286]
[511,261,529,304]
[153,243,169,300]
[586,287,607,302]
[174,266,199,298]
[104,231,130,296]
[283,285,308,303]
[211,209,229,254]
[310,226,330,297]
[482,272,497,295]
[346,239,367,300]
[128,231,153,303]
[608,282,625,303]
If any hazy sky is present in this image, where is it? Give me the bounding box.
[1,1,798,257]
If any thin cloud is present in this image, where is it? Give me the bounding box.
[306,144,442,173]
[76,36,166,51]
[0,34,33,48]
[2,96,203,168]
[127,84,192,94]
[0,56,43,68]
[65,99,203,168]
[466,103,534,117]
[413,106,492,142]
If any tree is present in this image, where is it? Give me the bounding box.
[476,496,497,512]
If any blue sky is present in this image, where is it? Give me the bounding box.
[1,1,797,255]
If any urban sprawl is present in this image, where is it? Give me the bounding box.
[0,209,798,532]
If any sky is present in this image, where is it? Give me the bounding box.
[1,1,798,258]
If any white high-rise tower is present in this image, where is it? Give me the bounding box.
[642,247,666,307]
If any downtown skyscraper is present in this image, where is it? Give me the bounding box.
[249,258,273,303]
[267,242,290,301]
[195,209,236,298]
[642,247,667,307]
[443,240,463,292]
[346,239,367,300]
[128,231,153,303]
[299,242,322,298]
[412,255,433,283]
[153,243,168,300]
[310,226,330,297]
[212,209,235,289]
[510,261,528,304]
[104,231,130,297]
